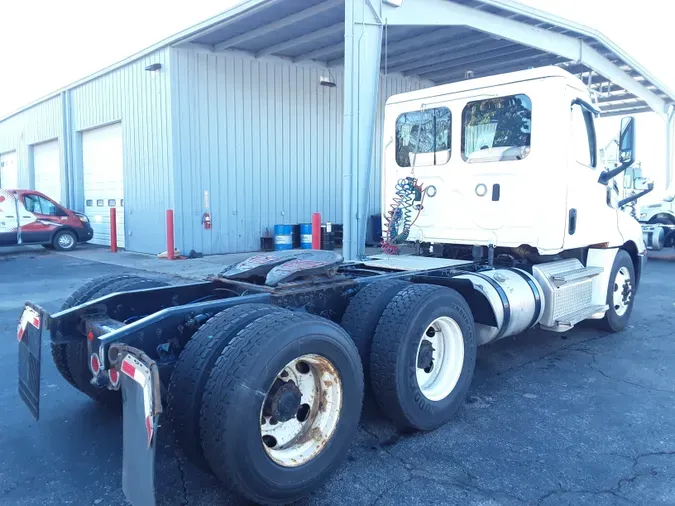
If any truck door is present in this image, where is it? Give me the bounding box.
[564,93,616,248]
[0,190,20,246]
[19,192,69,244]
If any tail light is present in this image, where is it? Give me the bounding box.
[90,353,101,375]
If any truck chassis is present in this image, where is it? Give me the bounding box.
[17,247,639,505]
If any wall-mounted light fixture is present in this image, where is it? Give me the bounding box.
[145,63,162,72]
[319,69,337,88]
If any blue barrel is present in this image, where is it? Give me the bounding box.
[274,224,293,250]
[300,223,313,249]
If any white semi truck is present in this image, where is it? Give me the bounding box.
[17,66,646,505]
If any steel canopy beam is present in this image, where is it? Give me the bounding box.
[331,27,472,67]
[426,53,560,83]
[600,100,649,113]
[383,34,494,71]
[394,40,516,74]
[214,0,342,51]
[411,45,538,78]
[179,0,285,44]
[601,107,652,118]
[257,22,345,57]
[294,41,344,62]
[382,0,668,115]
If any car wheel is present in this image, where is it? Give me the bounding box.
[53,230,78,251]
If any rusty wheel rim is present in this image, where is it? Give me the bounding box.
[259,354,342,467]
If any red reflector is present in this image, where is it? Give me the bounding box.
[90,353,101,375]
[87,332,94,342]
[109,367,119,386]
[121,360,136,378]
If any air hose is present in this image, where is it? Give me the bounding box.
[381,176,430,254]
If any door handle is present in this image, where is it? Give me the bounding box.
[568,209,577,235]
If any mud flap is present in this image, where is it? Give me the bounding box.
[111,345,163,506]
[17,303,45,420]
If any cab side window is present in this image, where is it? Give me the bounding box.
[571,103,597,168]
[23,194,65,216]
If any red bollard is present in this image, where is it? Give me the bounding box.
[110,207,117,253]
[312,212,321,250]
[166,209,175,260]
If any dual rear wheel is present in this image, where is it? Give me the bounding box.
[342,282,477,431]
[169,305,363,504]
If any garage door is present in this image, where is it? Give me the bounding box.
[33,140,61,202]
[82,123,125,247]
[0,151,18,189]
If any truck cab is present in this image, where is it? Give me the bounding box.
[0,189,93,250]
[382,66,644,258]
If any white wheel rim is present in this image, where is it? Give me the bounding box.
[58,233,74,249]
[612,266,632,316]
[259,354,342,467]
[415,316,465,402]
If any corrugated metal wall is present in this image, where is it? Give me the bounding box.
[69,48,173,254]
[171,47,430,255]
[0,97,62,191]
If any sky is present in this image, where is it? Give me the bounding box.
[0,0,671,193]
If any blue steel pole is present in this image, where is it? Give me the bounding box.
[342,0,382,260]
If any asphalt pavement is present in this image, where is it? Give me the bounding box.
[1,248,674,506]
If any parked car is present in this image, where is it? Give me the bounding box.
[0,189,93,251]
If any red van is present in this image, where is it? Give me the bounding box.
[0,189,93,251]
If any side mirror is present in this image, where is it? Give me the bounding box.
[599,116,637,185]
[634,177,651,191]
[619,116,636,166]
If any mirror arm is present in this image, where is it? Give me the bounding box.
[618,184,654,208]
[599,161,632,185]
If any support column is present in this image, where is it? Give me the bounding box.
[665,104,675,196]
[342,0,383,260]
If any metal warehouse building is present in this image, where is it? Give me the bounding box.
[1,0,673,256]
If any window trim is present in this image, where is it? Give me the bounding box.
[22,193,63,216]
[571,101,597,169]
[394,107,452,168]
[460,93,532,164]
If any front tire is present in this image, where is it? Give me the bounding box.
[200,312,363,504]
[598,249,636,332]
[370,284,476,432]
[53,230,78,251]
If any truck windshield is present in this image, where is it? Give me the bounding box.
[461,94,532,163]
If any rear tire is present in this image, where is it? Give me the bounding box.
[167,303,286,468]
[52,230,78,251]
[52,274,148,389]
[200,312,363,504]
[370,284,476,432]
[598,250,636,332]
[340,279,409,388]
[56,275,168,404]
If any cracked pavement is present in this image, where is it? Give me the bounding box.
[1,250,674,505]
